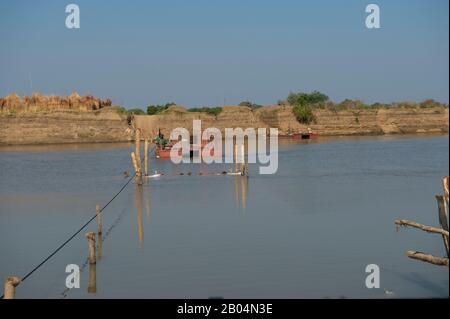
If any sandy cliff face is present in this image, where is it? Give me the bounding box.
[134,105,449,138]
[311,108,449,135]
[0,108,130,145]
[0,94,448,145]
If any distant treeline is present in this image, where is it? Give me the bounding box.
[280,91,448,124]
[118,91,447,125]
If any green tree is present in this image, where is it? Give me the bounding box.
[292,105,315,124]
[286,91,328,124]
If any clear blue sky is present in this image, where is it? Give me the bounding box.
[0,0,448,108]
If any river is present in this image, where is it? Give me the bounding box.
[0,134,448,298]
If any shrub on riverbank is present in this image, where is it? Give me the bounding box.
[239,101,263,110]
[188,107,223,116]
[283,91,448,124]
[286,91,329,124]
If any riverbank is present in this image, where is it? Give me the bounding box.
[0,104,448,145]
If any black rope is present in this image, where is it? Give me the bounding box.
[0,172,136,299]
[0,145,157,299]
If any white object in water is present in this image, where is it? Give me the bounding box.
[147,170,162,178]
[227,172,242,176]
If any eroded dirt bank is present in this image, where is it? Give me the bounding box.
[1,103,448,145]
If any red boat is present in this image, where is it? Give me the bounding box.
[279,127,318,140]
[155,139,221,160]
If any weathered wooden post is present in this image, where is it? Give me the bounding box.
[87,263,97,294]
[144,139,149,176]
[96,205,102,235]
[240,144,245,176]
[436,195,449,257]
[234,143,238,173]
[135,185,144,246]
[245,148,249,177]
[443,176,449,204]
[97,232,103,260]
[131,152,139,175]
[135,129,142,174]
[131,151,142,184]
[85,232,96,264]
[3,277,20,299]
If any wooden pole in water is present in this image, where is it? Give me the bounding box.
[436,196,449,257]
[144,139,149,177]
[443,176,449,204]
[240,144,245,175]
[131,152,138,174]
[96,205,102,235]
[3,277,20,299]
[86,232,96,265]
[135,129,142,174]
[87,263,97,294]
[131,152,142,181]
[234,144,238,173]
[245,149,249,177]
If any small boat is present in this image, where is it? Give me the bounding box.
[279,127,318,140]
[155,146,175,159]
[300,131,318,140]
[154,131,221,160]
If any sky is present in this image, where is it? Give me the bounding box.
[0,0,448,108]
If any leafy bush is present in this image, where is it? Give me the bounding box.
[287,91,329,107]
[147,103,175,115]
[188,107,223,116]
[286,91,327,124]
[127,108,146,115]
[238,101,263,110]
[292,105,315,124]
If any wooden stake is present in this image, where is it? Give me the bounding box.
[135,185,144,246]
[234,144,238,173]
[443,176,449,204]
[245,152,249,177]
[131,152,142,184]
[96,205,102,235]
[131,152,139,174]
[144,139,149,176]
[135,129,142,175]
[3,277,20,300]
[85,232,96,265]
[406,251,449,267]
[240,144,245,175]
[97,232,103,260]
[436,196,449,257]
[87,263,97,294]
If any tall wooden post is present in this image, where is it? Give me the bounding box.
[131,152,139,175]
[131,151,142,184]
[436,195,449,257]
[87,263,97,294]
[240,144,245,176]
[3,277,20,299]
[234,144,238,173]
[135,185,144,246]
[86,232,96,265]
[144,139,149,177]
[135,129,142,174]
[96,205,102,235]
